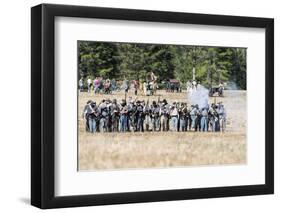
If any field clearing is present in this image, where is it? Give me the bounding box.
[78,89,247,170]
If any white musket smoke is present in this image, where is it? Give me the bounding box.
[188,84,209,109]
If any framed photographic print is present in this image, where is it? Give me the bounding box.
[31,3,274,209]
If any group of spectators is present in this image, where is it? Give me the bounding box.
[79,77,140,95]
[79,77,117,94]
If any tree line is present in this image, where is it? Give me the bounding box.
[78,41,247,89]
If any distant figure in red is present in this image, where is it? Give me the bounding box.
[132,80,139,96]
[93,77,100,94]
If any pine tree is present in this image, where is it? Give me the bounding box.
[78,41,118,79]
[78,41,247,90]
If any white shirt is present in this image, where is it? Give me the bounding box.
[79,79,83,86]
[170,107,178,116]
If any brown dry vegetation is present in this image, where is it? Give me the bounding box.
[78,90,246,170]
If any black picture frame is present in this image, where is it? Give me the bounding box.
[31,3,274,209]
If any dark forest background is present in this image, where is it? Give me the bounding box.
[78,41,247,89]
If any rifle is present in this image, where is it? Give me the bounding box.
[145,98,150,113]
[124,90,127,103]
[97,100,103,107]
[134,96,138,102]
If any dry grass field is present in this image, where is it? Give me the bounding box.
[78,89,246,170]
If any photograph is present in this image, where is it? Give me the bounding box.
[78,41,247,171]
[30,3,274,209]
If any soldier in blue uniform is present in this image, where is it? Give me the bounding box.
[135,100,145,132]
[186,106,192,131]
[110,99,120,132]
[143,101,152,131]
[127,98,137,132]
[200,107,209,132]
[209,103,220,132]
[179,103,188,131]
[98,100,109,132]
[190,104,199,131]
[83,101,90,132]
[160,99,169,131]
[83,100,99,133]
[169,102,179,131]
[151,101,161,131]
[217,102,226,132]
[119,99,128,132]
[82,100,92,132]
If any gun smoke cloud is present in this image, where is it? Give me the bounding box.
[188,85,209,109]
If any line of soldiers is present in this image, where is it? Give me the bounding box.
[82,98,226,133]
